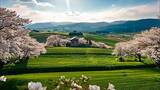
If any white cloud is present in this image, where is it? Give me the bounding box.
[9,4,54,22]
[100,4,157,21]
[9,3,157,23]
[18,0,55,8]
[32,0,55,8]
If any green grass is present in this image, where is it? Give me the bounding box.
[84,33,122,46]
[46,47,112,54]
[30,32,68,43]
[27,55,149,69]
[1,47,157,90]
[2,68,160,90]
[1,47,153,74]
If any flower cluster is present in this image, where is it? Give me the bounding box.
[53,75,115,90]
[54,75,88,90]
[107,83,116,90]
[28,81,47,90]
[1,75,116,90]
[0,76,7,82]
[26,75,116,90]
[89,85,100,90]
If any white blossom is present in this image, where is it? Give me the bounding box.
[89,85,100,90]
[28,81,47,90]
[71,81,82,90]
[0,76,7,82]
[81,75,88,80]
[107,83,116,90]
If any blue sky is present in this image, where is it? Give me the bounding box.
[0,0,159,22]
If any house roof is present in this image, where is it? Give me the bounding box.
[70,36,79,41]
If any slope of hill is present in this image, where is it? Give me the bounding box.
[56,22,109,32]
[26,22,109,32]
[97,19,160,33]
[26,19,160,33]
[26,22,73,30]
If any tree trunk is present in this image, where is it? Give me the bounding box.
[15,49,30,68]
[15,56,29,69]
[137,53,142,62]
[0,60,4,69]
[155,59,160,66]
[119,56,124,62]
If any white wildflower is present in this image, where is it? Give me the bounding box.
[0,76,7,82]
[107,83,116,90]
[71,81,82,89]
[60,76,65,80]
[28,81,47,90]
[89,85,100,90]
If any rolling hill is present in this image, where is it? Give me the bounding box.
[26,19,160,33]
[97,19,160,33]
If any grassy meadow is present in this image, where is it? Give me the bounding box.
[3,68,160,90]
[0,32,160,90]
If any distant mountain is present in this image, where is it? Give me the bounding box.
[110,21,126,25]
[97,19,160,33]
[26,22,73,30]
[26,22,109,32]
[26,19,160,33]
[55,22,109,32]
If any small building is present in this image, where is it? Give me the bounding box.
[68,37,79,47]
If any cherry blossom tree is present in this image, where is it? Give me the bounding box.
[113,40,142,62]
[46,35,69,47]
[113,27,160,65]
[0,8,46,68]
[133,27,160,64]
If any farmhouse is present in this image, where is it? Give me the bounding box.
[69,37,79,47]
[68,37,90,47]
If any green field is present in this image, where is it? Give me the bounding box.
[1,47,159,90]
[1,47,153,73]
[0,32,159,90]
[84,34,121,46]
[30,32,68,43]
[2,68,160,90]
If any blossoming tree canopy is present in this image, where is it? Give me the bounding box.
[134,28,160,64]
[0,8,46,67]
[113,28,160,65]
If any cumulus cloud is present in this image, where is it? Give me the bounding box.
[9,4,55,22]
[9,3,157,23]
[32,0,55,8]
[104,5,156,21]
[18,0,55,8]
